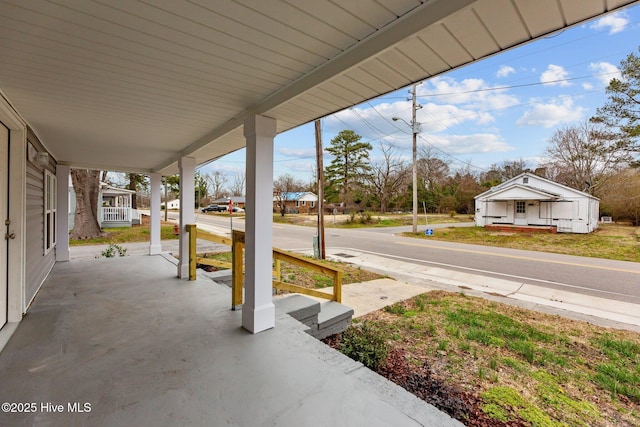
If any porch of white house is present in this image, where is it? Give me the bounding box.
[0,254,461,426]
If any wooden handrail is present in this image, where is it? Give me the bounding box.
[186,226,343,308]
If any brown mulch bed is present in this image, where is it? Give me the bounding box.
[323,335,526,427]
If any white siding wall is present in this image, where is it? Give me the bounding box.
[25,128,55,307]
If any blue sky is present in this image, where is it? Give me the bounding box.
[201,4,640,184]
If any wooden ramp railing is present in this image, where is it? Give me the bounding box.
[186,225,342,309]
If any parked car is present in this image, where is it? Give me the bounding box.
[232,207,245,213]
[201,204,226,213]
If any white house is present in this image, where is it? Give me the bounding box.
[162,199,180,210]
[474,172,600,234]
[69,182,137,229]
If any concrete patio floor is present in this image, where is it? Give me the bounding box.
[0,254,461,426]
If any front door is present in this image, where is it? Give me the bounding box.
[514,200,527,225]
[0,122,8,330]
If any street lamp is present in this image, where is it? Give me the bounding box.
[392,116,419,234]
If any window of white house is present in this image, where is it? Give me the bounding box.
[515,201,526,214]
[44,169,57,254]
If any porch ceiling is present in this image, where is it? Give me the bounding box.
[0,0,636,175]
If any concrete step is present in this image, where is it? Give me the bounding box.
[275,294,321,329]
[274,295,353,340]
[313,301,354,340]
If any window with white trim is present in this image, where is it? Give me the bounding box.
[311,201,315,208]
[44,169,57,254]
[301,200,306,206]
[295,200,299,207]
[515,201,526,214]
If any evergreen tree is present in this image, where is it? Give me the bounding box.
[591,47,640,159]
[324,130,372,207]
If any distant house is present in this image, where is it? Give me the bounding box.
[474,172,599,234]
[69,182,137,229]
[273,192,318,214]
[210,197,246,209]
[161,199,180,210]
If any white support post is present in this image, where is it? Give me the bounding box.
[149,173,162,255]
[56,165,70,262]
[243,114,277,333]
[178,157,195,278]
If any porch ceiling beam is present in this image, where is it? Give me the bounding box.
[153,0,477,173]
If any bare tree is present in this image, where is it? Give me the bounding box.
[367,142,407,213]
[229,172,245,196]
[207,171,227,200]
[541,121,630,194]
[599,168,640,225]
[70,169,103,239]
[273,174,303,216]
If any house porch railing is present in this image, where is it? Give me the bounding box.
[101,206,131,222]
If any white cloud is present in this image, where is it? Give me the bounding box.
[516,98,585,128]
[426,134,513,155]
[540,64,571,86]
[589,61,621,86]
[582,82,594,90]
[590,12,629,34]
[277,147,316,158]
[420,77,519,109]
[496,65,515,78]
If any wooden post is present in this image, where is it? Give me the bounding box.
[275,258,281,282]
[334,271,342,303]
[231,230,245,310]
[187,224,197,281]
[315,119,326,259]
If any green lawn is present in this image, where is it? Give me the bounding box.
[69,224,179,246]
[333,291,640,426]
[405,223,640,262]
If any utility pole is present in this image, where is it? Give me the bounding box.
[410,84,419,234]
[315,119,325,259]
[392,85,420,234]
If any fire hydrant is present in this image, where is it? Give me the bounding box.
[173,223,180,235]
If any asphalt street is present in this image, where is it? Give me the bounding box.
[174,212,640,305]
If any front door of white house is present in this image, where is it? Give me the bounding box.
[514,200,527,225]
[0,122,8,330]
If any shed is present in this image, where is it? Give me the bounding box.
[474,172,599,234]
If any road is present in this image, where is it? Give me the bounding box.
[176,212,640,304]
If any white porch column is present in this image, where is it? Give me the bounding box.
[149,173,162,255]
[243,114,277,333]
[178,157,195,278]
[56,165,70,262]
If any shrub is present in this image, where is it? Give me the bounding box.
[339,321,390,370]
[102,243,128,258]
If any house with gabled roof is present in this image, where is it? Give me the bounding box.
[273,192,318,214]
[474,172,600,234]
